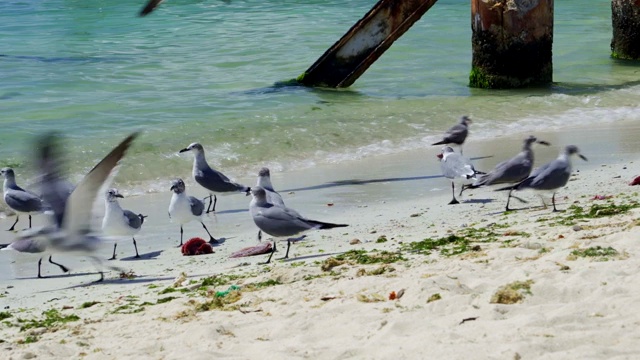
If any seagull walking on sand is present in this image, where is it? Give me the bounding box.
[2,132,139,282]
[438,146,484,205]
[102,188,147,260]
[168,178,217,246]
[469,135,550,210]
[1,167,49,231]
[432,116,472,155]
[179,143,250,213]
[255,167,285,241]
[496,145,588,212]
[250,186,348,263]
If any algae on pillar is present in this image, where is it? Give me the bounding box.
[611,0,640,60]
[470,0,554,89]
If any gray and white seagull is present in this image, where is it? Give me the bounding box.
[168,178,216,246]
[469,135,550,210]
[102,188,147,260]
[496,145,587,212]
[438,146,484,205]
[1,167,49,231]
[250,186,348,263]
[179,142,250,213]
[432,116,472,155]
[2,132,139,282]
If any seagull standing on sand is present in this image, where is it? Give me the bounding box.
[2,241,69,279]
[179,143,250,213]
[3,132,139,282]
[168,178,217,246]
[496,145,588,212]
[438,146,484,205]
[470,135,550,210]
[250,186,348,263]
[432,116,472,155]
[255,167,285,241]
[1,167,49,231]
[102,189,147,260]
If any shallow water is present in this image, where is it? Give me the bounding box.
[0,0,638,192]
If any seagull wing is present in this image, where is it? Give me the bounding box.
[63,132,140,236]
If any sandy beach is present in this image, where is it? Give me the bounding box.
[1,120,640,359]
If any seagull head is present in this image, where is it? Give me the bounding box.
[460,116,472,126]
[0,167,15,179]
[170,179,186,194]
[257,167,273,189]
[565,145,588,161]
[106,188,124,202]
[179,142,204,154]
[437,146,455,160]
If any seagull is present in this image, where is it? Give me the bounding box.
[168,178,217,246]
[255,167,285,241]
[438,146,484,205]
[1,167,49,231]
[469,135,550,210]
[102,188,147,260]
[3,132,139,282]
[179,143,250,213]
[249,186,348,263]
[257,167,285,207]
[496,145,588,212]
[432,116,472,155]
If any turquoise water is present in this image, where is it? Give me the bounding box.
[1,0,638,191]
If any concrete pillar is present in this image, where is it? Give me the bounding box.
[470,0,554,89]
[611,0,640,60]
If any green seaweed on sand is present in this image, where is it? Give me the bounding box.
[567,246,619,261]
[490,280,534,304]
[19,309,80,331]
[333,249,405,265]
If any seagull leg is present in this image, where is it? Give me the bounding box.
[28,214,32,229]
[505,189,513,211]
[205,195,213,213]
[551,192,561,212]
[178,225,184,247]
[201,222,217,244]
[7,216,19,231]
[108,243,117,260]
[283,239,292,259]
[37,257,43,278]
[49,256,69,273]
[448,182,459,205]
[133,237,140,258]
[257,230,262,242]
[262,241,277,265]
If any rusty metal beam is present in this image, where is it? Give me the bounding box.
[297,0,439,88]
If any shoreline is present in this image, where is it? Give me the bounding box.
[1,121,640,358]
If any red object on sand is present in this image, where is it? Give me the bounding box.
[229,242,273,258]
[630,175,640,186]
[181,237,214,256]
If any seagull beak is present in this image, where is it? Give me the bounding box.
[170,185,176,191]
[436,153,443,159]
[537,140,551,146]
[115,193,124,198]
[246,187,252,196]
[179,148,190,153]
[579,154,588,161]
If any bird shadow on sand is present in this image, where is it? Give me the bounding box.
[278,251,343,263]
[211,237,230,247]
[460,198,495,205]
[119,250,164,261]
[283,174,444,193]
[48,274,179,290]
[17,272,100,281]
[207,208,248,215]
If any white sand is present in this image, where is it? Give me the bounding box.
[1,121,640,359]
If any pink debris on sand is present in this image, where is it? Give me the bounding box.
[591,195,613,201]
[229,242,273,258]
[630,175,640,186]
